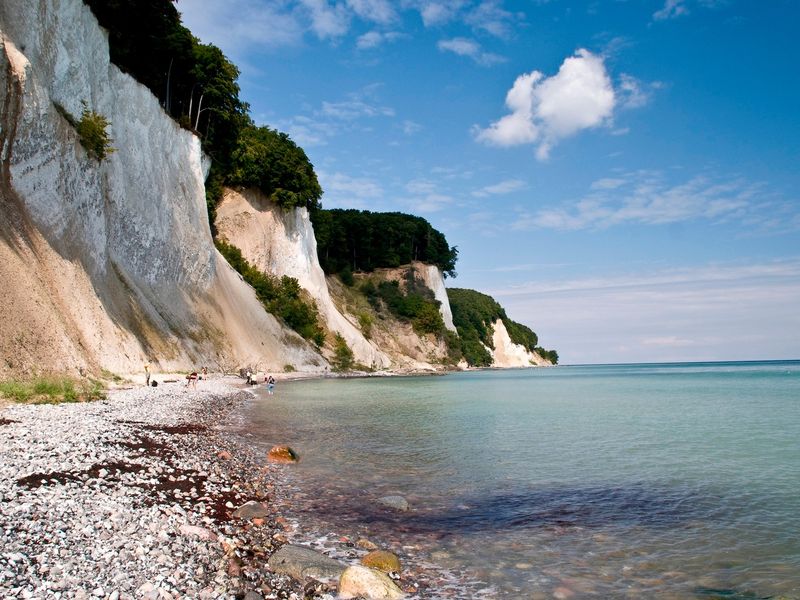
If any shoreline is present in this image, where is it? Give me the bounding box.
[0,378,434,599]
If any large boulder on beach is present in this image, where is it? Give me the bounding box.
[267,545,345,582]
[338,565,405,599]
[267,445,300,463]
[361,550,401,574]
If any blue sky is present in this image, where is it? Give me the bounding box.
[178,0,800,364]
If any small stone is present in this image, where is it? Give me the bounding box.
[267,445,299,463]
[356,538,379,551]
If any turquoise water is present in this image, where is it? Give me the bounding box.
[235,362,800,598]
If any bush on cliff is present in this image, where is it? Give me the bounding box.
[360,269,446,337]
[215,240,325,346]
[76,102,115,161]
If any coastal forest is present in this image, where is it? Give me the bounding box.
[81,0,557,367]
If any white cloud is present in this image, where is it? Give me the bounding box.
[177,0,304,56]
[356,30,402,49]
[464,0,516,38]
[437,37,505,66]
[403,178,454,212]
[274,86,396,146]
[618,74,652,108]
[474,49,615,159]
[402,120,423,135]
[299,0,351,40]
[516,172,764,231]
[322,98,395,119]
[318,171,384,208]
[472,179,526,197]
[409,0,468,27]
[653,0,690,20]
[590,177,626,190]
[346,0,397,24]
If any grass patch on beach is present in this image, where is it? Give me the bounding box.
[0,375,106,404]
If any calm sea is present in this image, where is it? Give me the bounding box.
[231,361,800,598]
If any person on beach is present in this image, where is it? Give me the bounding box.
[144,361,151,386]
[246,369,252,385]
[201,366,208,379]
[186,371,198,388]
[267,375,275,394]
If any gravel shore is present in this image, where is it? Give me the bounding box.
[0,378,337,599]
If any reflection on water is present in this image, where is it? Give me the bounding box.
[231,363,800,598]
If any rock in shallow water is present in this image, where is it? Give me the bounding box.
[361,550,402,575]
[267,544,345,582]
[377,496,409,512]
[338,565,405,599]
[267,445,299,463]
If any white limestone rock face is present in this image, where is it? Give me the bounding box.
[215,188,391,369]
[0,0,325,376]
[414,262,456,332]
[490,319,550,367]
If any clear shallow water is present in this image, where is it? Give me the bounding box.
[233,362,800,598]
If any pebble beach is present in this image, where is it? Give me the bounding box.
[0,377,419,600]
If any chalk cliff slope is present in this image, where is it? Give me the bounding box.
[215,188,456,371]
[490,320,551,367]
[0,0,325,377]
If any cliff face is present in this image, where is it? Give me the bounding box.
[0,0,326,377]
[215,189,455,371]
[489,320,550,367]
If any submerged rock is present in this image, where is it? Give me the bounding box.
[339,565,405,599]
[267,445,300,463]
[361,550,402,574]
[267,544,345,582]
[377,495,409,511]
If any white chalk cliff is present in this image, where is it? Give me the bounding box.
[0,0,552,378]
[215,188,391,369]
[489,320,550,367]
[0,0,325,376]
[214,189,459,370]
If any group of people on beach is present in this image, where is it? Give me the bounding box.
[143,361,208,388]
[144,361,276,394]
[245,369,276,394]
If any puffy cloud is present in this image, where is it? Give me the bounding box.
[437,37,505,65]
[474,49,615,159]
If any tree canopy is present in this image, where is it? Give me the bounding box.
[228,125,322,211]
[83,0,320,213]
[311,209,458,277]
